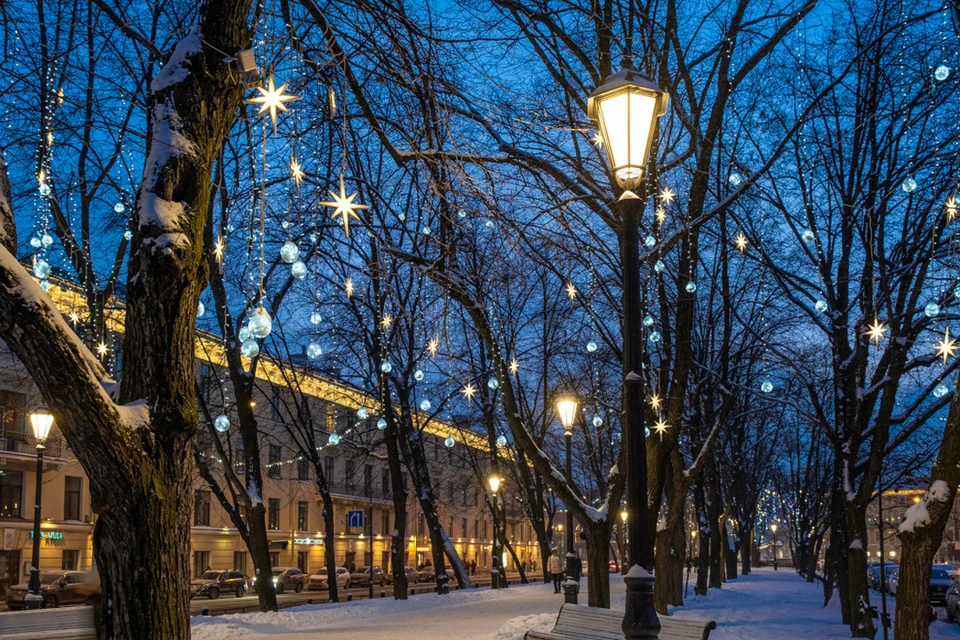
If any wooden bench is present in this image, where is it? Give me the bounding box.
[525,603,716,640]
[0,605,96,639]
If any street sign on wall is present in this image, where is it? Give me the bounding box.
[347,510,364,528]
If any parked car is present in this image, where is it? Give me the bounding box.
[608,560,619,573]
[190,570,247,599]
[930,565,957,604]
[253,567,306,594]
[418,566,435,583]
[385,566,419,585]
[350,566,385,587]
[888,568,900,595]
[869,563,898,591]
[308,567,350,591]
[945,580,960,621]
[5,570,101,610]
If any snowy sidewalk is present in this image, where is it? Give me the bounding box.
[191,568,960,639]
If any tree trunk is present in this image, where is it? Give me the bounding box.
[739,527,751,576]
[318,484,339,603]
[584,525,612,608]
[501,535,527,583]
[654,514,686,612]
[382,397,409,600]
[724,530,738,581]
[843,503,875,638]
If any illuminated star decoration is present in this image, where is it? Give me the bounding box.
[344,277,354,299]
[427,336,439,357]
[461,383,477,402]
[658,187,676,205]
[289,157,304,190]
[934,327,958,364]
[320,174,369,238]
[655,206,666,223]
[509,358,519,375]
[735,233,749,253]
[865,319,888,346]
[566,282,577,300]
[947,196,957,221]
[381,315,393,329]
[68,311,80,325]
[213,236,225,264]
[96,342,109,358]
[592,132,604,148]
[652,418,671,440]
[245,74,300,134]
[649,393,662,411]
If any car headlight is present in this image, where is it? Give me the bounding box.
[272,578,278,584]
[251,577,256,584]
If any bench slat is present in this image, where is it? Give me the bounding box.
[526,604,716,640]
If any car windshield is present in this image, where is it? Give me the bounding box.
[200,571,221,580]
[357,567,370,572]
[933,569,950,580]
[272,569,285,576]
[315,568,327,574]
[40,573,64,585]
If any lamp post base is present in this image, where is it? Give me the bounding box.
[622,572,660,639]
[491,569,500,590]
[563,578,579,605]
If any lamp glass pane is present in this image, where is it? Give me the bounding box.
[597,89,657,183]
[556,400,578,429]
[488,476,501,493]
[30,413,54,441]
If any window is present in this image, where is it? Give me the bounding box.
[194,490,211,527]
[268,498,280,530]
[474,488,479,507]
[268,445,281,479]
[233,551,247,574]
[297,501,309,531]
[474,519,479,538]
[0,390,25,437]
[64,476,81,521]
[0,471,23,518]
[364,464,373,497]
[271,388,282,421]
[61,550,79,571]
[381,470,390,498]
[325,456,336,484]
[194,551,210,578]
[462,487,468,506]
[297,551,308,572]
[345,461,355,489]
[462,518,468,537]
[269,551,280,567]
[298,458,310,482]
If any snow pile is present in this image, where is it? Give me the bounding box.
[151,26,203,93]
[491,613,555,640]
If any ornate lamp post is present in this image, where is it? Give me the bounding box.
[26,407,54,610]
[489,474,503,589]
[588,62,669,639]
[771,524,778,571]
[556,395,579,604]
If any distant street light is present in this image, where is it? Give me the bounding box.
[771,524,779,571]
[556,395,579,604]
[489,475,504,589]
[26,407,54,609]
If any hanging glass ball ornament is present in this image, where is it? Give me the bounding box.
[238,325,251,342]
[41,233,53,248]
[33,259,51,279]
[485,220,494,228]
[291,260,307,279]
[414,370,424,381]
[281,220,290,230]
[815,300,828,313]
[422,227,432,235]
[954,283,960,300]
[935,65,951,81]
[280,241,300,263]
[649,331,661,343]
[925,301,941,317]
[654,260,665,273]
[124,230,132,241]
[306,341,323,360]
[197,301,205,318]
[29,236,41,248]
[381,361,393,373]
[643,315,655,327]
[420,399,432,411]
[377,418,387,430]
[801,229,815,242]
[685,281,697,293]
[729,173,743,186]
[761,380,774,393]
[645,427,651,438]
[592,415,603,427]
[458,209,466,219]
[586,341,598,353]
[328,433,340,446]
[39,279,49,291]
[934,383,950,398]
[310,312,322,325]
[214,414,230,433]
[444,435,455,448]
[114,202,125,213]
[241,338,260,359]
[496,435,508,447]
[644,236,656,248]
[902,177,917,193]
[39,183,51,197]
[357,407,369,419]
[248,306,272,338]
[488,377,499,390]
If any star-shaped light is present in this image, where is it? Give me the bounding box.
[344,277,354,299]
[290,157,304,190]
[735,233,748,253]
[321,174,369,237]
[947,196,957,221]
[246,74,300,134]
[652,418,671,440]
[934,327,958,364]
[865,319,888,346]
[591,133,604,148]
[658,187,676,204]
[96,342,109,358]
[381,315,393,329]
[427,336,439,357]
[649,394,662,411]
[509,358,519,375]
[213,236,225,264]
[655,206,666,223]
[68,311,79,325]
[566,282,577,300]
[461,383,476,401]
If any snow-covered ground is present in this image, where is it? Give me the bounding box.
[190,568,960,639]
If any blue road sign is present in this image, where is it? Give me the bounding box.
[347,510,364,528]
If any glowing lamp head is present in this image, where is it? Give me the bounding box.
[620,510,628,523]
[556,395,578,433]
[587,63,669,190]
[29,407,54,445]
[770,523,777,533]
[488,475,502,495]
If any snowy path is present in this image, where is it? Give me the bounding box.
[191,568,960,639]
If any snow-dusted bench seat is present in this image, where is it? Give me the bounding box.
[0,606,96,639]
[525,603,716,640]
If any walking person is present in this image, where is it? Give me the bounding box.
[548,548,563,593]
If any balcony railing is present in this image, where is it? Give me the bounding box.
[0,433,64,458]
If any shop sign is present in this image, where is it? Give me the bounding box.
[28,530,63,540]
[294,537,323,545]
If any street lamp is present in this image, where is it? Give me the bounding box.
[26,407,54,610]
[488,475,504,589]
[770,524,778,571]
[589,61,668,639]
[556,395,579,604]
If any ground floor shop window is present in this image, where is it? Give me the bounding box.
[61,550,79,571]
[193,551,210,578]
[0,471,22,518]
[269,551,279,567]
[297,551,308,572]
[234,551,247,575]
